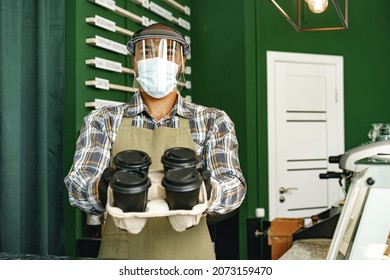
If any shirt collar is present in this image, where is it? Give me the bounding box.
[124,91,194,119]
[124,91,147,117]
[176,94,194,119]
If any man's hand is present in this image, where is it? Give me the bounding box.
[98,167,116,208]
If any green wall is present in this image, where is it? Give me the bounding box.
[191,0,258,259]
[191,0,390,259]
[258,0,390,148]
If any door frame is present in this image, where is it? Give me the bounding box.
[266,50,345,220]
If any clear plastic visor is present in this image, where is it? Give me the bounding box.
[134,38,184,65]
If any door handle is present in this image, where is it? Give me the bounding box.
[279,187,298,194]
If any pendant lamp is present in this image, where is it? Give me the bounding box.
[269,0,348,32]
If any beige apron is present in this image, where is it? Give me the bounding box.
[98,116,216,260]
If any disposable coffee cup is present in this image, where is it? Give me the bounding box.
[113,150,152,176]
[161,147,198,172]
[110,170,151,212]
[162,167,202,210]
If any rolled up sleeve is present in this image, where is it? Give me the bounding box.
[64,108,117,214]
[203,110,247,215]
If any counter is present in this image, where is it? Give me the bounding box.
[0,252,94,260]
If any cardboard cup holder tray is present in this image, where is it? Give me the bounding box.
[106,170,208,234]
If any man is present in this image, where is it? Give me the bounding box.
[64,23,247,259]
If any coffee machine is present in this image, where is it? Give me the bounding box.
[326,145,390,260]
[292,124,390,245]
[327,123,390,260]
[323,123,390,259]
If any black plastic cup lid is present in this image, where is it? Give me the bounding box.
[114,150,152,169]
[161,147,198,167]
[110,170,151,194]
[162,168,202,192]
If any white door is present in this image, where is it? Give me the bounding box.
[267,51,345,222]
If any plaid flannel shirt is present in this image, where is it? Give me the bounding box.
[64,92,247,215]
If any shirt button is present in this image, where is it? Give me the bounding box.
[156,123,161,127]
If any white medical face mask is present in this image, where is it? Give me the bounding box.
[136,57,179,99]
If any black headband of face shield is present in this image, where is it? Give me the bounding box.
[127,24,191,56]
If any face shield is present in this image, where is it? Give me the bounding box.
[134,38,184,66]
[127,24,190,99]
[132,39,185,98]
